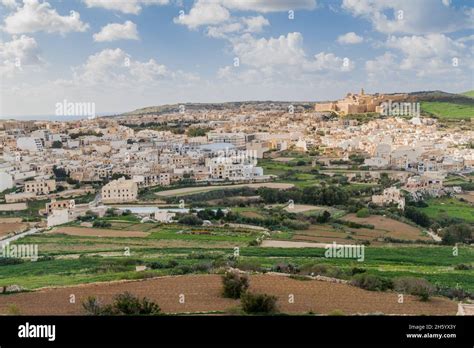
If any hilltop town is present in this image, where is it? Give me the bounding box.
[0,91,473,316]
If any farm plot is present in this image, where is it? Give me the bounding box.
[341,214,430,242]
[420,197,474,223]
[0,222,28,238]
[155,183,294,197]
[48,226,150,238]
[0,274,457,315]
[456,192,474,203]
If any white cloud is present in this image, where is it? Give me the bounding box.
[65,48,201,88]
[231,32,306,68]
[305,52,354,72]
[1,0,18,9]
[174,0,230,29]
[129,59,168,82]
[365,52,397,80]
[175,0,315,31]
[207,22,242,38]
[70,48,165,86]
[365,34,472,83]
[0,34,43,77]
[83,0,169,15]
[93,21,139,42]
[219,32,353,85]
[206,15,268,38]
[337,32,363,44]
[384,34,470,75]
[342,0,473,35]
[221,0,316,13]
[242,15,269,33]
[442,0,451,7]
[458,34,474,43]
[230,32,352,72]
[3,0,89,35]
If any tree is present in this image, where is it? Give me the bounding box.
[188,127,209,137]
[52,165,68,180]
[441,224,473,245]
[52,140,63,148]
[379,173,392,188]
[404,206,431,228]
[215,208,225,219]
[177,214,203,226]
[197,209,216,220]
[111,173,130,181]
[316,210,331,223]
[356,208,370,218]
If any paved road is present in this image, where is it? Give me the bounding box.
[0,227,41,245]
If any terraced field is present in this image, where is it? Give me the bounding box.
[0,274,457,315]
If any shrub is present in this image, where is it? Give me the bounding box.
[186,252,209,259]
[105,208,116,217]
[83,292,161,315]
[193,262,212,272]
[350,274,393,291]
[110,292,161,315]
[437,287,472,301]
[92,220,111,228]
[454,264,472,271]
[82,296,103,315]
[167,259,179,268]
[300,263,345,279]
[177,214,203,226]
[356,208,370,218]
[172,265,193,275]
[235,259,263,272]
[248,239,260,247]
[350,267,366,276]
[241,293,278,314]
[441,223,473,245]
[272,262,299,274]
[393,277,435,301]
[0,257,24,266]
[147,261,166,269]
[222,270,249,299]
[316,210,331,223]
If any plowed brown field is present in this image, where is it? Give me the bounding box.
[0,274,456,315]
[0,222,28,238]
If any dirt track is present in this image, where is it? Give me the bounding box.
[0,274,457,315]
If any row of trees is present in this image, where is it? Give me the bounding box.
[257,186,349,206]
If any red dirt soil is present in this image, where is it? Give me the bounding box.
[0,274,457,315]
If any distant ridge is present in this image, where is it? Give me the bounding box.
[117,90,474,117]
[119,101,316,116]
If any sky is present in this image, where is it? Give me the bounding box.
[0,0,473,117]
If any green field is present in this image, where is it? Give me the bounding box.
[461,90,474,98]
[421,101,474,119]
[420,197,474,223]
[1,243,472,291]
